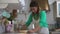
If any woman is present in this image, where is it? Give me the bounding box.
[22,1,49,34]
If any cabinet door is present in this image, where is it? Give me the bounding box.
[33,0,50,11]
[0,0,19,3]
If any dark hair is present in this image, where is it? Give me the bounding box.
[30,1,38,7]
[30,1,39,14]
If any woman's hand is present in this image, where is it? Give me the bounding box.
[21,25,27,30]
[28,26,40,33]
[28,29,35,33]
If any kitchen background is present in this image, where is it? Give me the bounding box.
[0,0,60,34]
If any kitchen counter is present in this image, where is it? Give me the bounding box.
[1,33,27,34]
[1,31,27,34]
[1,32,38,34]
[1,30,38,34]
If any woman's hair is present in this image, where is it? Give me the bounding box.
[30,1,39,14]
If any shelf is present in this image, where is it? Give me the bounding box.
[0,0,19,3]
[0,4,8,9]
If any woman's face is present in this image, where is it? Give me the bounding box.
[30,7,38,13]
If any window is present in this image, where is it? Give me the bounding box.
[19,0,25,11]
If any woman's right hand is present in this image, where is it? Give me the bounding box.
[21,25,27,30]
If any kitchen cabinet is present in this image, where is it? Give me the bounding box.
[32,0,50,11]
[0,0,19,9]
[53,1,60,19]
[0,4,8,9]
[0,0,19,3]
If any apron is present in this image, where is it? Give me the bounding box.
[28,17,49,34]
[28,17,39,30]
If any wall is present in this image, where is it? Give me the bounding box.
[24,0,31,13]
[6,3,20,13]
[48,0,60,5]
[48,0,55,5]
[47,4,56,24]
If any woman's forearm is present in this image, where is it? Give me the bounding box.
[33,26,40,32]
[25,13,32,27]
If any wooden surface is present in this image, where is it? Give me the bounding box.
[32,0,50,11]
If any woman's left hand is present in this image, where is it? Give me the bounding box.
[28,29,35,33]
[28,26,40,33]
